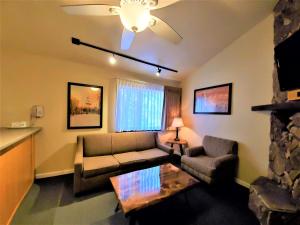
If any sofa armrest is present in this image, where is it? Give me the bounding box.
[214,154,236,168]
[154,133,174,154]
[74,136,84,195]
[184,146,204,157]
[74,136,84,174]
[157,142,174,155]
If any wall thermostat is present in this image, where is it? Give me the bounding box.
[31,105,44,118]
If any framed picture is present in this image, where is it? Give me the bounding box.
[67,82,103,129]
[193,83,232,114]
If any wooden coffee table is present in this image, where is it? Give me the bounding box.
[110,163,199,225]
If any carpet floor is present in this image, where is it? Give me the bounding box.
[11,174,260,225]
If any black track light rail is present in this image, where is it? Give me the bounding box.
[71,37,178,73]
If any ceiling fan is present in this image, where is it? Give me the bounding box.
[61,0,182,50]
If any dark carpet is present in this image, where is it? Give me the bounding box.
[12,174,260,225]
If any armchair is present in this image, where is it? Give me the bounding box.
[181,135,238,184]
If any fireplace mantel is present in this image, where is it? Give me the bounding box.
[251,101,300,112]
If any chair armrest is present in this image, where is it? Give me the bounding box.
[157,142,174,154]
[184,146,204,157]
[74,136,84,174]
[214,154,236,168]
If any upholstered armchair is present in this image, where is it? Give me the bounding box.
[181,135,238,184]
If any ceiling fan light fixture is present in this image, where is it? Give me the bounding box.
[120,0,151,33]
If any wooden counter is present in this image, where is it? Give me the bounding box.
[0,127,41,225]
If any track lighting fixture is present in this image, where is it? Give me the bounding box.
[156,68,161,76]
[71,38,178,74]
[109,54,117,65]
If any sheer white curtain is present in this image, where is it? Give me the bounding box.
[115,79,164,132]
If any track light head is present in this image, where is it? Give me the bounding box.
[109,54,117,65]
[156,68,161,77]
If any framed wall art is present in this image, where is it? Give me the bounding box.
[67,82,103,129]
[193,83,232,115]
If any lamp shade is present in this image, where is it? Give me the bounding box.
[171,117,184,128]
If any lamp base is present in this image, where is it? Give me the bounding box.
[174,127,180,141]
[174,137,180,141]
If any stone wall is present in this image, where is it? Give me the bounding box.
[268,0,300,200]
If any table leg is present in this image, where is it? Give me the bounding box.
[179,144,184,155]
[114,202,120,212]
[184,192,192,209]
[184,191,192,211]
[129,215,137,225]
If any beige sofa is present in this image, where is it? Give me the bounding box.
[74,131,174,195]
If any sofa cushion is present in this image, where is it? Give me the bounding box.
[113,152,146,168]
[203,135,237,157]
[83,155,119,178]
[83,134,112,157]
[181,155,217,177]
[139,148,169,162]
[112,132,137,154]
[135,132,156,151]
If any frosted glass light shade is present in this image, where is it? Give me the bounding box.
[120,1,150,32]
[171,117,184,128]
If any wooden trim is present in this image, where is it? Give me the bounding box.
[235,178,250,189]
[35,169,74,179]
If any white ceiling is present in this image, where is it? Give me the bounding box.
[1,0,277,81]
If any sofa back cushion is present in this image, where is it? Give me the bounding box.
[112,132,137,154]
[203,135,238,157]
[83,134,112,157]
[135,132,156,151]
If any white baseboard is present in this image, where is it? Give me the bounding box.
[235,178,250,189]
[35,169,74,179]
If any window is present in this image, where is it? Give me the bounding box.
[115,79,164,132]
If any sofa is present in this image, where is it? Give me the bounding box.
[74,131,174,195]
[181,135,238,184]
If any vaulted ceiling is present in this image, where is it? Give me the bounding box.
[1,0,277,81]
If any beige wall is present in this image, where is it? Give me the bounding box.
[1,14,274,183]
[0,50,179,176]
[0,50,3,125]
[0,59,2,125]
[180,15,274,186]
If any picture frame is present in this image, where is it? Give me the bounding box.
[193,83,232,115]
[67,82,103,129]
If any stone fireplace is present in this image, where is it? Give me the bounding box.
[248,1,300,225]
[269,113,300,199]
[270,0,300,200]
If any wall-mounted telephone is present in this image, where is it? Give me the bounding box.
[31,105,44,118]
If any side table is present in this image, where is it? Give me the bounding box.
[166,139,188,156]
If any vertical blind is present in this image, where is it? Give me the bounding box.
[115,79,164,132]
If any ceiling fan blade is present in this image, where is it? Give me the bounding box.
[61,4,120,16]
[121,28,135,50]
[149,16,182,44]
[149,0,180,10]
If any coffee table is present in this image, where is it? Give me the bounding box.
[110,163,199,225]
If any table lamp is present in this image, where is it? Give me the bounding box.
[171,117,184,141]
